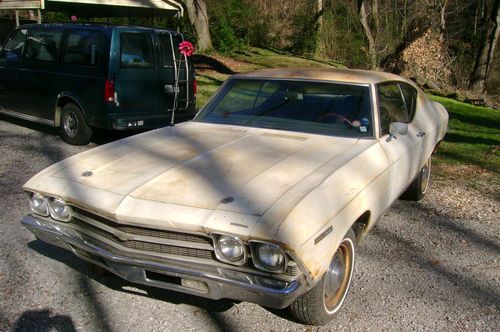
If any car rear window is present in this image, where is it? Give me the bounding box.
[120,32,154,68]
[62,30,101,66]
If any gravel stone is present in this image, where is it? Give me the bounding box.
[0,117,499,331]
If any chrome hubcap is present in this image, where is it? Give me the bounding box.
[63,112,78,138]
[324,239,353,313]
[421,157,431,194]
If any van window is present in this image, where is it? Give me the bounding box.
[3,29,27,60]
[158,33,174,67]
[63,30,101,66]
[24,29,63,63]
[120,33,154,68]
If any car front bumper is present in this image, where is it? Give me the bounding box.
[21,215,309,309]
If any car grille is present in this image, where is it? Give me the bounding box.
[69,206,301,278]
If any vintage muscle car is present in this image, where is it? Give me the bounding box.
[21,67,448,325]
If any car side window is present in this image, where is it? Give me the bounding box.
[3,29,27,61]
[63,30,101,66]
[377,82,410,135]
[24,29,63,63]
[399,83,417,121]
[120,33,154,68]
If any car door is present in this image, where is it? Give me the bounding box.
[376,82,423,201]
[112,29,160,116]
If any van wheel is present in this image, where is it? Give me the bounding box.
[60,103,92,145]
[400,156,431,201]
[289,229,356,326]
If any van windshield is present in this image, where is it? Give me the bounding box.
[195,78,374,138]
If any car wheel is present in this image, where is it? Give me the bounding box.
[60,103,92,145]
[289,229,356,326]
[400,156,432,201]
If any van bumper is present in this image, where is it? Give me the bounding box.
[110,111,196,130]
[21,215,308,309]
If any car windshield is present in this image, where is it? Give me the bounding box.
[195,78,373,138]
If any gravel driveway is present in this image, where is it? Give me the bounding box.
[1,117,498,331]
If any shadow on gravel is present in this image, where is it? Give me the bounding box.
[27,240,238,331]
[369,209,500,310]
[11,309,76,332]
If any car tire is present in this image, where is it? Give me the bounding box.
[289,229,356,326]
[400,156,432,201]
[60,103,92,145]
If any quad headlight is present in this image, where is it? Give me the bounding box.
[28,192,49,216]
[47,196,72,222]
[26,192,72,222]
[212,234,247,265]
[251,242,286,272]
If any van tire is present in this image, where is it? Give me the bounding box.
[60,103,92,145]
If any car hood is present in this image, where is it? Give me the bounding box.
[24,121,372,237]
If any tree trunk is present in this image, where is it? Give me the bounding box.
[470,0,500,92]
[438,0,448,43]
[314,0,325,57]
[358,0,378,69]
[182,0,213,52]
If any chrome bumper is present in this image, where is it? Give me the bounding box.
[21,215,309,309]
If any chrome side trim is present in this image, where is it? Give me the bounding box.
[21,215,309,308]
[0,108,55,126]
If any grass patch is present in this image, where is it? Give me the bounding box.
[431,95,499,173]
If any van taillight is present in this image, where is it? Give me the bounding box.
[104,80,114,103]
[193,79,197,96]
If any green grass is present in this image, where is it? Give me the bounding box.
[431,96,500,173]
[196,47,342,108]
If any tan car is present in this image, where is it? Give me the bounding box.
[21,68,448,325]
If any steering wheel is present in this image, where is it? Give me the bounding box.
[321,112,353,127]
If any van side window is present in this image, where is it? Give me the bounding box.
[158,33,174,67]
[63,30,101,66]
[120,33,154,68]
[3,29,27,60]
[24,29,63,63]
[377,82,409,135]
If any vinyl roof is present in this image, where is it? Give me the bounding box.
[233,67,414,85]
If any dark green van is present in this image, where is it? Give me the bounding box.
[0,23,196,144]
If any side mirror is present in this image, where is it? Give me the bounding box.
[387,122,408,142]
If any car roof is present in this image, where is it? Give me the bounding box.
[233,67,415,85]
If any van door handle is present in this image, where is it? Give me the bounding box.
[417,131,426,137]
[164,84,174,94]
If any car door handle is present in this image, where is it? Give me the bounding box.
[417,131,426,137]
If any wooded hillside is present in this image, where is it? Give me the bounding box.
[185,0,499,107]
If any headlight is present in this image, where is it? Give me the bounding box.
[47,197,72,222]
[213,234,246,265]
[28,192,49,216]
[251,242,286,272]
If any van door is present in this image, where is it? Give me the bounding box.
[0,28,27,114]
[112,29,160,118]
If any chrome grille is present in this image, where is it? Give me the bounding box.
[70,208,215,260]
[69,206,301,279]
